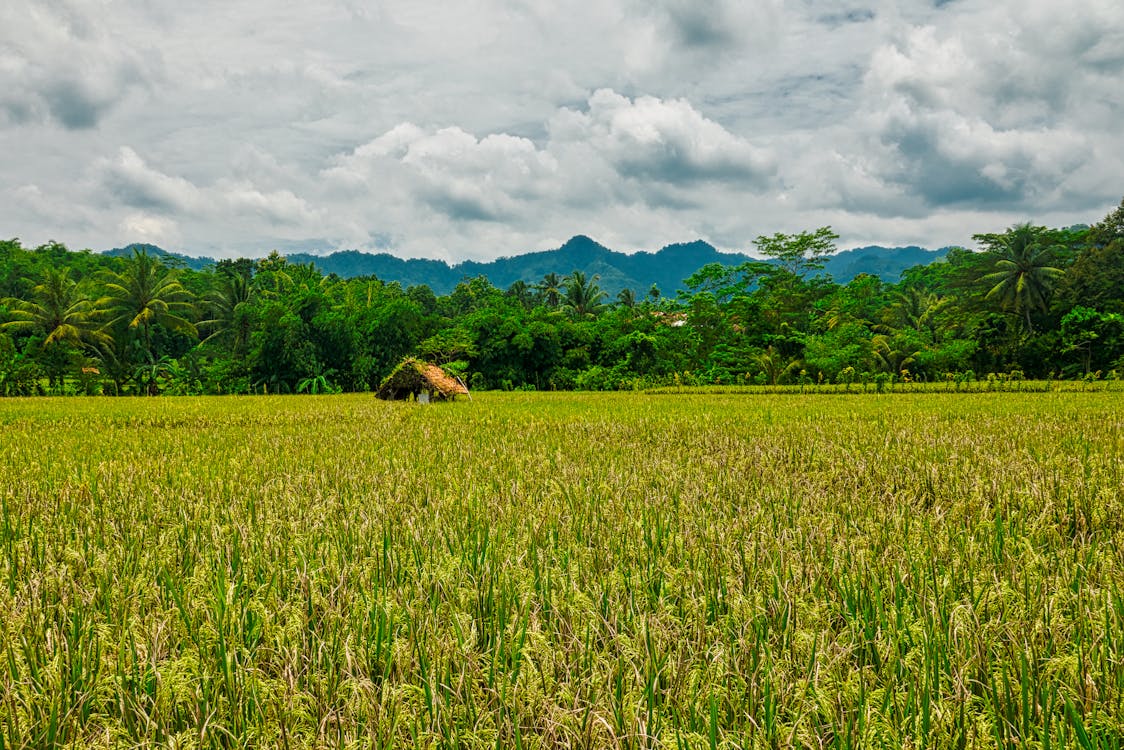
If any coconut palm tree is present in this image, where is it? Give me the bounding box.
[752,345,800,385]
[976,223,1063,334]
[879,287,948,343]
[199,271,253,354]
[563,271,606,318]
[99,249,197,360]
[1,267,110,351]
[536,272,564,308]
[871,334,919,375]
[616,287,636,308]
[505,280,533,309]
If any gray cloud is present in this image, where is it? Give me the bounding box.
[553,90,776,187]
[817,8,876,28]
[0,0,1121,260]
[655,0,740,48]
[98,147,201,212]
[848,2,1120,217]
[884,119,1032,206]
[0,1,153,130]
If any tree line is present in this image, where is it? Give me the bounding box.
[2,198,1122,396]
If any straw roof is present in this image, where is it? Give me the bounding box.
[376,357,469,401]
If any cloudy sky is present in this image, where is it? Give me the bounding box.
[2,0,1122,261]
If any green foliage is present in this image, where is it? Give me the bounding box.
[563,270,607,318]
[0,332,43,395]
[975,223,1065,334]
[3,206,1124,395]
[1061,306,1124,375]
[753,226,840,277]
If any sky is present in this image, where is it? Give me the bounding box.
[2,0,1122,262]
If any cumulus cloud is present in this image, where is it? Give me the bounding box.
[314,90,776,256]
[552,89,775,186]
[88,146,325,252]
[99,147,202,212]
[852,2,1124,211]
[120,213,182,248]
[328,123,562,224]
[0,0,1121,259]
[0,1,153,129]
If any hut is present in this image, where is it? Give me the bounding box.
[376,358,470,402]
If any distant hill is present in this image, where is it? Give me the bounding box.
[103,237,950,295]
[103,244,216,271]
[822,245,950,283]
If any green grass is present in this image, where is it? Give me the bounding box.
[1,392,1123,748]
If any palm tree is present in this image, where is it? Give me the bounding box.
[871,334,918,375]
[506,280,533,309]
[752,345,800,385]
[976,223,1063,334]
[199,271,253,354]
[1,267,110,351]
[616,287,636,308]
[563,271,606,318]
[99,249,197,360]
[880,287,948,343]
[536,272,564,308]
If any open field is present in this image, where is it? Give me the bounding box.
[2,392,1123,748]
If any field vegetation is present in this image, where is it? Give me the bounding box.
[2,391,1122,748]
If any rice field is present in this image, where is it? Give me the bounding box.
[1,391,1123,748]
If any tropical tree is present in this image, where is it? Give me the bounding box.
[199,271,254,354]
[616,287,636,308]
[1,267,110,351]
[754,226,839,278]
[99,249,198,361]
[752,345,800,385]
[536,272,564,308]
[871,333,919,375]
[881,286,948,343]
[563,271,606,318]
[506,280,534,309]
[975,224,1064,334]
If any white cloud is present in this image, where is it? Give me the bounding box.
[0,1,154,129]
[99,147,202,212]
[0,0,1121,259]
[120,213,181,247]
[851,2,1124,210]
[554,89,775,186]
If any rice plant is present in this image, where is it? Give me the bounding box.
[1,391,1122,748]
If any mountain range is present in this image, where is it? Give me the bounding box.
[104,236,950,296]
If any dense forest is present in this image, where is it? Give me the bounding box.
[2,198,1122,396]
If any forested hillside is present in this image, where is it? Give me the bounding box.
[103,236,949,295]
[2,199,1122,396]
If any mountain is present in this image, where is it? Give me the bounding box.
[292,236,949,295]
[103,237,950,295]
[821,245,949,284]
[103,243,216,271]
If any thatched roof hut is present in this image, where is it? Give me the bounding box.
[376,358,470,401]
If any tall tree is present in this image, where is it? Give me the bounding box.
[753,227,839,278]
[536,272,564,308]
[1055,198,1124,314]
[881,286,947,343]
[1,267,109,351]
[506,280,534,309]
[975,224,1064,334]
[563,271,606,318]
[199,271,254,354]
[99,249,198,360]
